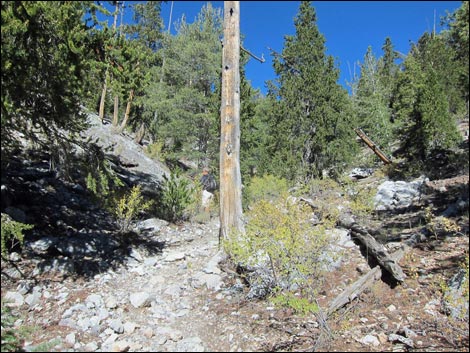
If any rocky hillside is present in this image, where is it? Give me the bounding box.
[1,112,469,352]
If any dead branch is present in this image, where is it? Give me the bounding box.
[241,45,265,63]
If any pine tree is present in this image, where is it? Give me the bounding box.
[146,3,223,167]
[392,47,460,161]
[1,1,92,157]
[270,1,357,181]
[443,1,469,109]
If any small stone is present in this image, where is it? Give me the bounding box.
[123,322,137,334]
[65,333,76,347]
[359,334,380,346]
[143,327,154,338]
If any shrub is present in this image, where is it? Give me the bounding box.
[339,177,375,218]
[300,177,344,225]
[1,303,22,352]
[424,206,461,239]
[160,173,195,223]
[85,159,124,205]
[271,291,319,315]
[244,174,289,208]
[114,185,153,233]
[1,213,33,258]
[145,141,166,162]
[224,196,336,305]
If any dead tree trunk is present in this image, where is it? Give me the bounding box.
[112,95,119,127]
[98,70,108,122]
[119,89,134,132]
[327,247,406,316]
[134,122,145,144]
[338,215,406,282]
[354,128,392,164]
[219,1,244,242]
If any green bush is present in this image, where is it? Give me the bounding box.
[244,174,289,208]
[300,178,343,225]
[114,185,153,233]
[1,214,33,258]
[224,196,336,305]
[1,302,22,352]
[271,291,319,315]
[160,173,195,223]
[144,141,166,162]
[338,177,375,218]
[85,158,124,207]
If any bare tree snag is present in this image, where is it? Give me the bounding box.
[354,128,392,164]
[99,71,108,122]
[119,89,134,132]
[219,1,244,242]
[113,95,119,126]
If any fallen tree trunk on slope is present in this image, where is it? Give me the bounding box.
[327,247,406,316]
[338,215,407,283]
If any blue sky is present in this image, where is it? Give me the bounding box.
[124,1,463,95]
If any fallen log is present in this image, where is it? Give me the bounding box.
[327,247,405,316]
[338,215,406,283]
[351,225,406,282]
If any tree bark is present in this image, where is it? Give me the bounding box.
[134,122,145,144]
[219,1,244,241]
[113,94,119,126]
[338,215,406,282]
[119,89,134,132]
[98,70,108,122]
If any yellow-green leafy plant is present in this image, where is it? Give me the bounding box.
[115,185,153,232]
[440,254,469,320]
[224,196,335,311]
[144,141,166,161]
[244,174,289,208]
[1,213,33,258]
[301,177,344,224]
[424,206,461,239]
[271,291,319,315]
[337,175,375,217]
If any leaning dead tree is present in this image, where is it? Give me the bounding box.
[354,128,392,165]
[219,1,244,242]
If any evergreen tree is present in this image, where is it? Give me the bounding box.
[443,1,469,109]
[379,37,400,88]
[392,49,460,161]
[148,4,223,168]
[351,43,397,160]
[1,1,94,157]
[270,1,357,181]
[124,1,164,140]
